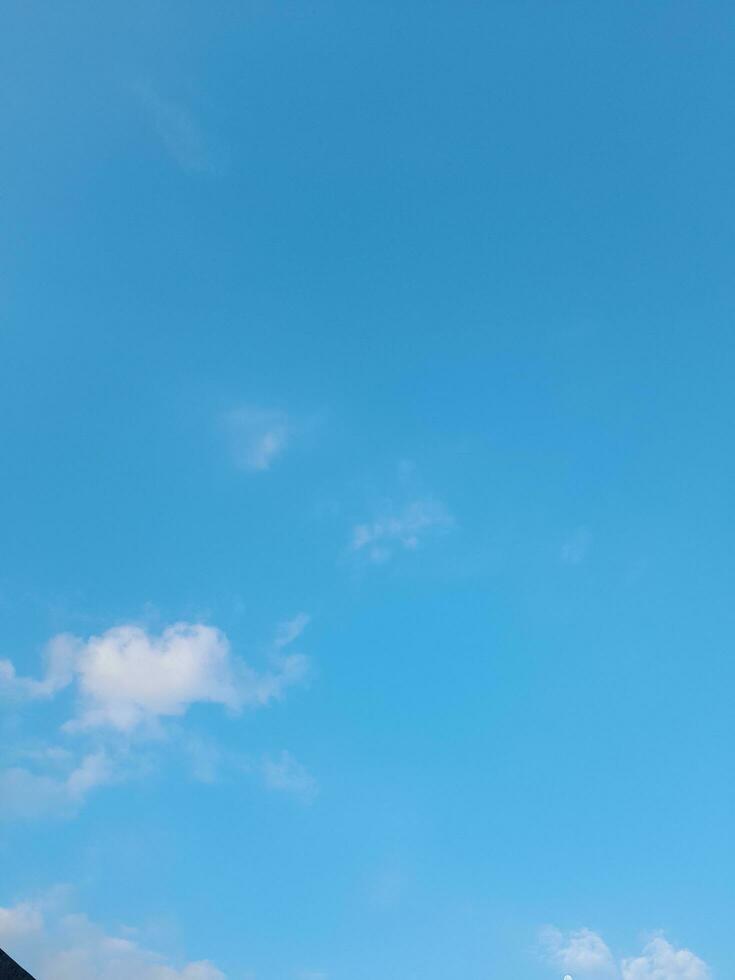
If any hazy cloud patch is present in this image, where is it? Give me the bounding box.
[561,527,592,565]
[351,498,454,564]
[262,751,317,804]
[0,894,224,980]
[0,751,115,821]
[223,407,291,472]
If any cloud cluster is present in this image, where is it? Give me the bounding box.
[621,937,710,980]
[0,894,224,980]
[0,619,310,817]
[541,926,615,974]
[541,926,709,980]
[1,622,308,734]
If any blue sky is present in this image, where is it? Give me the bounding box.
[1,2,733,978]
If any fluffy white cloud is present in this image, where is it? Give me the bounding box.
[1,621,309,734]
[262,751,317,803]
[541,926,615,975]
[621,937,710,980]
[224,407,290,472]
[67,624,241,733]
[0,619,310,817]
[541,928,710,980]
[0,896,224,980]
[351,498,453,563]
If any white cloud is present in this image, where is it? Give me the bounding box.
[0,896,224,980]
[66,624,241,733]
[541,928,710,980]
[224,407,291,472]
[262,751,317,803]
[541,926,615,975]
[0,751,114,820]
[0,619,310,816]
[351,498,454,563]
[621,936,710,980]
[2,622,309,735]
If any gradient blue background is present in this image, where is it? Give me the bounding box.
[1,2,734,977]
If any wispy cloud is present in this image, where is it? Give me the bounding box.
[131,81,224,175]
[0,892,224,980]
[274,613,311,650]
[0,634,78,701]
[182,733,223,785]
[351,498,454,564]
[540,926,710,979]
[0,751,114,821]
[561,527,592,565]
[223,407,292,473]
[262,750,318,804]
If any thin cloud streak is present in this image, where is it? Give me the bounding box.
[131,81,225,175]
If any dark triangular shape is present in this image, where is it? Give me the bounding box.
[0,948,35,980]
